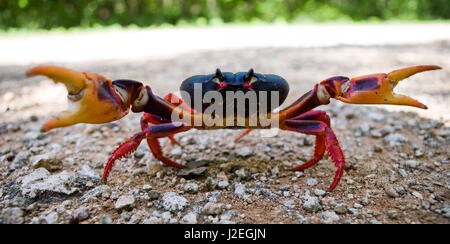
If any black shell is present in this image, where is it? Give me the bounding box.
[179,70,289,116]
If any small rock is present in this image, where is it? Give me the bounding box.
[386,210,398,219]
[217,180,229,190]
[233,182,246,197]
[405,160,420,169]
[334,203,348,214]
[380,125,394,136]
[156,192,189,213]
[383,133,408,148]
[412,191,423,200]
[148,190,161,200]
[283,200,296,209]
[314,189,326,196]
[81,185,110,202]
[74,207,89,221]
[384,185,399,198]
[303,196,321,212]
[320,211,340,224]
[234,168,251,181]
[183,182,199,194]
[78,164,101,180]
[100,215,112,224]
[398,168,408,178]
[142,184,152,192]
[177,167,207,179]
[181,212,198,224]
[115,195,135,210]
[202,203,224,215]
[1,207,24,224]
[44,212,59,224]
[205,177,218,191]
[31,153,62,172]
[368,112,385,121]
[306,178,318,186]
[234,147,253,157]
[170,147,182,156]
[20,169,81,198]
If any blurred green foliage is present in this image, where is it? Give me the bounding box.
[0,0,449,30]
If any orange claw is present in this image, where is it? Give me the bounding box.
[26,66,130,132]
[333,65,441,109]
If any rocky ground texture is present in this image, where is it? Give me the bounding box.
[0,37,449,224]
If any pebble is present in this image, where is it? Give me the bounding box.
[233,183,246,197]
[170,147,182,157]
[176,167,207,179]
[74,207,89,221]
[181,212,198,224]
[384,185,399,198]
[115,195,136,210]
[78,164,101,180]
[142,184,152,192]
[20,169,81,198]
[306,178,318,186]
[386,210,398,219]
[334,203,348,214]
[234,147,253,157]
[101,215,113,224]
[383,133,408,148]
[183,182,199,194]
[1,207,24,224]
[31,153,62,172]
[283,200,296,209]
[314,189,326,196]
[398,169,408,178]
[81,185,110,202]
[234,168,251,181]
[412,191,423,200]
[156,192,189,213]
[303,196,322,213]
[206,177,218,191]
[320,211,340,224]
[405,160,420,169]
[217,180,229,190]
[202,203,224,215]
[148,190,161,200]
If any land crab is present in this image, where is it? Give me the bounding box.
[26,65,441,190]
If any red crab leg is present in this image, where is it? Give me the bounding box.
[282,112,346,191]
[103,122,190,181]
[290,110,329,171]
[141,113,179,145]
[164,93,196,114]
[234,129,253,142]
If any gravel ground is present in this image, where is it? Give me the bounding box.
[0,25,449,224]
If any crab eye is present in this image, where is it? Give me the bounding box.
[249,76,258,84]
[212,77,221,84]
[113,85,129,104]
[133,88,149,109]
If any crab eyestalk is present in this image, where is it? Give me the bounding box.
[26,66,137,132]
[320,65,441,109]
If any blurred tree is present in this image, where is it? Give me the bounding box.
[0,0,448,30]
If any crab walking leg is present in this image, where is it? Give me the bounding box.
[141,113,179,145]
[290,110,330,171]
[164,93,197,114]
[234,129,253,142]
[103,122,190,181]
[282,117,346,191]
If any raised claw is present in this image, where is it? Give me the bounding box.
[330,65,441,109]
[26,66,130,131]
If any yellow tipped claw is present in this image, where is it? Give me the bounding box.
[336,65,441,109]
[27,66,130,131]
